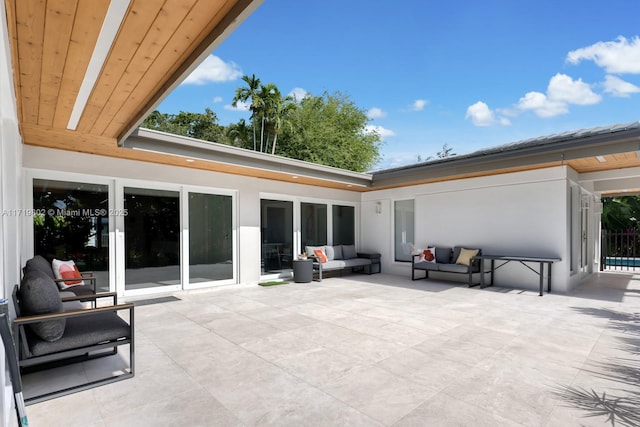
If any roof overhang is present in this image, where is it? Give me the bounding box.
[6,0,263,148]
[123,128,373,189]
[371,122,640,190]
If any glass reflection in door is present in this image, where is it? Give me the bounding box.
[124,187,180,291]
[188,193,233,284]
[260,199,293,274]
[33,179,110,291]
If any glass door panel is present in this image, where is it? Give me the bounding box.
[124,187,180,291]
[301,202,327,247]
[33,179,110,292]
[260,199,293,274]
[332,205,355,245]
[188,193,233,284]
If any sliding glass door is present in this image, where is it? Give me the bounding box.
[186,192,234,287]
[123,187,180,292]
[32,179,110,292]
[260,199,293,274]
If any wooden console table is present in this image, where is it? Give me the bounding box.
[474,255,561,296]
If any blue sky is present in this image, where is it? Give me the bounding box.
[158,0,640,170]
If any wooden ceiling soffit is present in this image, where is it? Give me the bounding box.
[113,0,263,143]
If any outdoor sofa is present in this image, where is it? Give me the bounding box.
[306,244,380,281]
[411,245,482,286]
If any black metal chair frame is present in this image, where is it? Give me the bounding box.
[11,285,135,405]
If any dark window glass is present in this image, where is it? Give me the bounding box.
[260,199,293,273]
[189,193,233,283]
[301,202,327,247]
[332,205,355,245]
[33,179,109,291]
[124,187,180,290]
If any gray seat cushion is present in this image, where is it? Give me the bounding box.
[438,263,470,274]
[342,258,370,268]
[322,260,347,269]
[27,311,130,357]
[413,261,440,271]
[20,268,65,342]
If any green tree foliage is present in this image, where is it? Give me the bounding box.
[602,196,640,230]
[277,91,381,172]
[141,108,227,143]
[141,76,382,172]
[233,77,296,154]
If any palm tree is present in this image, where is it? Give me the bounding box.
[232,74,260,150]
[270,94,295,154]
[226,119,251,149]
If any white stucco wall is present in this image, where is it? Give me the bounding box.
[23,146,361,287]
[1,0,22,422]
[362,167,579,293]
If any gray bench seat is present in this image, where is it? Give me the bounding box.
[412,245,482,286]
[306,245,380,281]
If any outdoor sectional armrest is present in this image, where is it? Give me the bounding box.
[60,291,118,305]
[54,275,98,293]
[13,303,134,326]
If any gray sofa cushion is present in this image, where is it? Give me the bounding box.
[320,258,371,270]
[438,263,470,274]
[342,245,357,259]
[323,260,347,269]
[435,246,452,264]
[27,311,130,357]
[24,255,55,280]
[413,261,440,271]
[325,245,343,260]
[20,268,65,342]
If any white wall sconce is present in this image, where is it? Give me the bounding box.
[375,201,382,214]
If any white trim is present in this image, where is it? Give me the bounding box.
[67,0,130,130]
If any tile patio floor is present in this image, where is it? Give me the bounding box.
[24,272,640,426]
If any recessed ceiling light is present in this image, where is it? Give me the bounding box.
[291,175,299,179]
[595,156,606,163]
[186,159,195,163]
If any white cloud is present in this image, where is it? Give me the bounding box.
[365,125,395,138]
[224,100,250,111]
[516,73,601,118]
[465,101,495,126]
[182,55,242,85]
[603,75,640,97]
[411,99,428,111]
[288,87,308,102]
[212,96,223,103]
[567,36,640,74]
[547,73,601,105]
[367,107,387,119]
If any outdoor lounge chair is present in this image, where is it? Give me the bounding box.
[11,279,134,405]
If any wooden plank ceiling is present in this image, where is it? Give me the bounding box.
[5,0,259,149]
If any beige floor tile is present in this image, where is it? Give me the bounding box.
[23,273,640,426]
[323,364,438,425]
